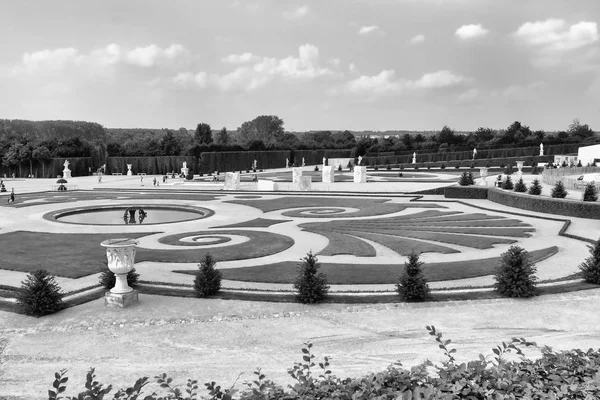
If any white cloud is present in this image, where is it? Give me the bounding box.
[409,34,425,45]
[358,25,385,36]
[515,19,598,51]
[409,70,466,89]
[283,5,309,20]
[328,58,341,67]
[493,81,547,100]
[174,43,335,92]
[19,47,78,73]
[349,63,359,74]
[457,88,480,103]
[344,70,403,95]
[221,52,259,64]
[455,24,489,39]
[125,44,188,67]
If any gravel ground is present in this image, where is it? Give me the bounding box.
[1,290,600,399]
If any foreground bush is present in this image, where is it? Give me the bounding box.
[551,180,568,198]
[580,238,600,284]
[194,253,222,297]
[494,246,538,298]
[16,269,63,316]
[48,327,600,399]
[583,182,598,202]
[501,175,514,190]
[397,251,430,301]
[294,251,329,304]
[99,266,140,290]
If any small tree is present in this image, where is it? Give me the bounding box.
[458,171,470,186]
[551,181,568,198]
[579,238,600,284]
[504,164,514,175]
[514,178,527,193]
[494,246,537,298]
[99,265,139,290]
[294,251,329,304]
[528,179,542,195]
[397,251,430,301]
[194,253,222,297]
[501,176,514,190]
[467,171,475,185]
[16,269,63,316]
[582,182,598,202]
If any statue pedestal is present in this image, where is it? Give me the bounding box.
[257,180,278,191]
[354,166,367,183]
[224,172,241,190]
[101,238,139,308]
[105,290,139,309]
[127,164,133,176]
[292,167,303,183]
[63,170,72,179]
[322,166,334,183]
[296,176,311,191]
[181,167,189,176]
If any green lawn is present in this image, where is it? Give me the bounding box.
[200,246,557,284]
[1,230,294,279]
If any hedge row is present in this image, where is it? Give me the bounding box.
[105,156,197,175]
[488,188,600,219]
[443,186,489,199]
[369,155,553,168]
[0,157,94,178]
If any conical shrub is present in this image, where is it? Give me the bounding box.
[551,181,568,198]
[501,176,514,190]
[397,251,430,301]
[528,179,542,195]
[194,253,222,297]
[494,246,537,298]
[514,178,527,193]
[294,251,329,304]
[579,238,600,284]
[582,182,598,202]
[16,269,63,316]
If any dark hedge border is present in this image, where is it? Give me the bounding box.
[488,188,600,220]
[444,186,489,199]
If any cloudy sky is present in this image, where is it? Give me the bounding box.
[1,0,599,131]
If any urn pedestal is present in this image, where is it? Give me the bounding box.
[101,238,139,308]
[353,166,367,183]
[127,164,133,176]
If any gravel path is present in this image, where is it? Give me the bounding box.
[1,289,600,399]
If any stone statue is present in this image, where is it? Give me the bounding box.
[63,160,70,169]
[539,143,544,156]
[253,159,257,169]
[286,158,289,168]
[412,152,417,164]
[473,148,477,159]
[323,157,326,166]
[302,157,305,167]
[182,161,187,169]
[358,155,363,165]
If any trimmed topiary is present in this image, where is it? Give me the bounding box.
[458,172,470,186]
[99,265,140,290]
[185,173,194,180]
[528,179,542,195]
[551,181,568,198]
[501,176,514,190]
[504,164,514,175]
[494,246,537,298]
[579,238,600,284]
[440,164,446,169]
[194,253,222,297]
[314,165,319,172]
[531,165,539,175]
[16,269,63,316]
[467,172,474,185]
[583,182,598,202]
[514,178,527,193]
[294,251,329,304]
[386,164,391,170]
[396,251,430,302]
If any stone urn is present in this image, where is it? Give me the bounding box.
[101,238,139,307]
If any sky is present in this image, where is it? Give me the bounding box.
[1,0,599,132]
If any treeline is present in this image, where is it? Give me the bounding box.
[0,119,107,175]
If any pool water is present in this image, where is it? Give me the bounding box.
[56,207,206,225]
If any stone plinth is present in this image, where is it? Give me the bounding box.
[127,164,133,176]
[101,239,139,309]
[292,167,303,183]
[105,290,139,309]
[63,169,72,179]
[516,161,524,178]
[296,176,311,191]
[257,180,278,191]
[479,167,489,186]
[322,165,335,183]
[224,172,241,190]
[181,167,189,176]
[353,166,367,183]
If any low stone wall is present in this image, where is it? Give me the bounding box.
[542,166,600,191]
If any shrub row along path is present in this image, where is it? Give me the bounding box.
[1,290,600,399]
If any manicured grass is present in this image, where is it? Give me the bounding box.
[0,229,294,279]
[229,196,444,218]
[0,231,156,279]
[213,218,292,229]
[299,211,533,256]
[203,246,558,284]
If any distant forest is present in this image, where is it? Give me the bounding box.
[0,116,598,171]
